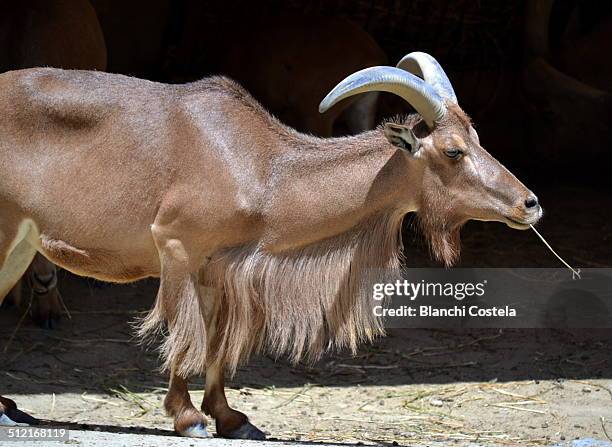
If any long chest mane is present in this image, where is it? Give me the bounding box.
[204,211,406,372]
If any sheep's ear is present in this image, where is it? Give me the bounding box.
[384,123,420,154]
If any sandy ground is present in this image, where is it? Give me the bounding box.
[0,187,611,446]
[1,277,610,446]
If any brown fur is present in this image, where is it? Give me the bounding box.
[385,108,468,266]
[417,208,463,267]
[41,237,149,283]
[164,373,208,433]
[140,211,404,376]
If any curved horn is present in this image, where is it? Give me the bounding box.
[397,52,457,103]
[319,66,446,128]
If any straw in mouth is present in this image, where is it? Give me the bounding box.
[530,224,581,280]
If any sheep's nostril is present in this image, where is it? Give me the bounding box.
[524,196,539,209]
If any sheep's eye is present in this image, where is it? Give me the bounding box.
[444,148,463,159]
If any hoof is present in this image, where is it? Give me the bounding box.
[179,422,212,438]
[226,421,266,440]
[0,409,38,426]
[0,413,18,426]
[36,317,60,330]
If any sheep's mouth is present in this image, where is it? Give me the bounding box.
[473,213,540,230]
[504,216,538,230]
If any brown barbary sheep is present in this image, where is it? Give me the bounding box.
[0,52,541,439]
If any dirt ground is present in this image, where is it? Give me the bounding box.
[1,186,611,446]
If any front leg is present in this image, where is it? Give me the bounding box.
[202,361,266,440]
[164,370,211,438]
[149,230,211,437]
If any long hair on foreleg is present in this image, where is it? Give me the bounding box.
[137,274,208,378]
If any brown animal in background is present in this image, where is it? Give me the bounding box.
[0,0,107,328]
[182,16,387,136]
[0,52,540,438]
[523,0,612,162]
[0,0,107,72]
[89,0,169,77]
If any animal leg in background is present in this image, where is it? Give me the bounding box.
[27,254,61,329]
[2,255,61,329]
